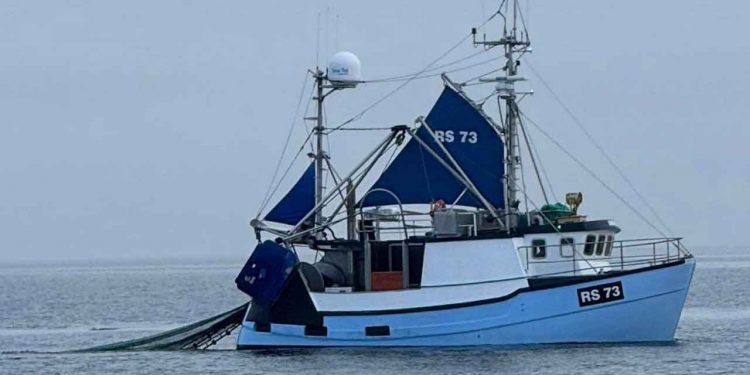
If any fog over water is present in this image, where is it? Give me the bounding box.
[1,1,748,262]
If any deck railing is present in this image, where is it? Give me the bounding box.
[517,237,691,276]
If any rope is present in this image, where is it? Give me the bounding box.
[524,59,673,235]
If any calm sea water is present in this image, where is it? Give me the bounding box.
[1,247,748,374]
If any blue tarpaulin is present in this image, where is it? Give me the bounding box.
[361,86,505,208]
[264,162,315,226]
[235,240,299,305]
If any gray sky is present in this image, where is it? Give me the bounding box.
[1,1,748,263]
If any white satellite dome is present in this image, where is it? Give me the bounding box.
[327,51,362,87]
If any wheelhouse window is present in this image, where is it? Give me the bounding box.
[595,235,606,255]
[584,235,596,256]
[604,235,615,256]
[531,239,546,258]
[560,238,575,258]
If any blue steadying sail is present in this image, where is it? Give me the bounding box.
[264,162,315,225]
[361,86,505,208]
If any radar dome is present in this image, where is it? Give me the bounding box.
[327,51,361,87]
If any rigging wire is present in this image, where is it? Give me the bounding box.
[523,59,673,235]
[364,50,492,83]
[523,120,559,202]
[326,126,399,133]
[328,9,503,133]
[362,56,503,84]
[258,5,506,219]
[518,109,669,238]
[256,83,318,218]
[256,73,311,218]
[518,121,530,214]
[514,0,531,41]
[380,142,400,176]
[515,102,550,204]
[460,66,505,86]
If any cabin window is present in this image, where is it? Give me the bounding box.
[531,239,546,258]
[584,235,596,255]
[595,235,606,255]
[560,238,575,258]
[604,235,615,256]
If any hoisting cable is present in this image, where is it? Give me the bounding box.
[515,101,550,204]
[516,97,559,202]
[523,120,559,202]
[518,109,669,238]
[523,59,673,235]
[506,92,558,202]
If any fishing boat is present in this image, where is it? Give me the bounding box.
[234,1,695,348]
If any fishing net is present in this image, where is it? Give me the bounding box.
[76,302,249,352]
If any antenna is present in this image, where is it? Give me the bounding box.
[335,14,340,52]
[325,7,331,64]
[316,12,321,69]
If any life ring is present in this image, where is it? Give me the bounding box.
[430,199,446,216]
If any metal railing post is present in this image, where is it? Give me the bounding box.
[526,247,529,271]
[620,241,624,270]
[652,242,657,265]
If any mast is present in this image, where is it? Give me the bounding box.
[313,69,326,229]
[307,51,361,234]
[473,0,531,231]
